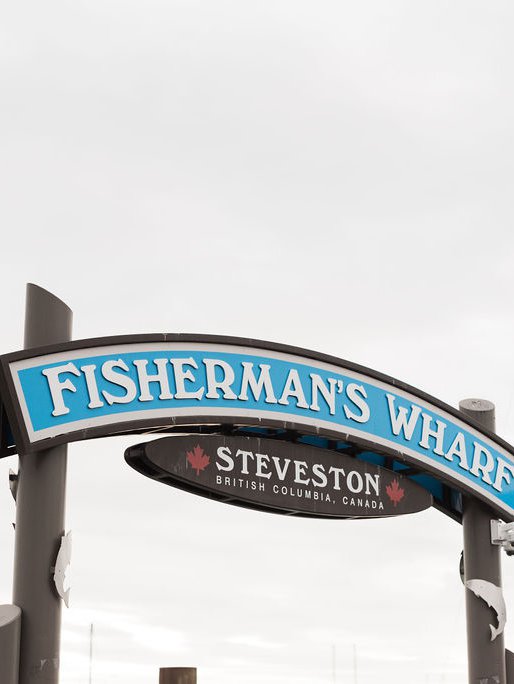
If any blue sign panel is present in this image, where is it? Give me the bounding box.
[2,337,514,519]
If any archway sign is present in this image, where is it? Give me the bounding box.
[0,285,513,684]
[1,333,514,521]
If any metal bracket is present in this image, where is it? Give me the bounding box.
[491,520,514,556]
[8,470,18,502]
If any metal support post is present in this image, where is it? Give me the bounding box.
[13,284,72,684]
[159,668,197,684]
[460,398,506,684]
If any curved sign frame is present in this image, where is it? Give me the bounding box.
[1,333,514,520]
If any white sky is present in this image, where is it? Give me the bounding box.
[1,1,514,683]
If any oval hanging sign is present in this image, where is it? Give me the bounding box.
[125,434,433,518]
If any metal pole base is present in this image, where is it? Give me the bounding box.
[0,605,21,684]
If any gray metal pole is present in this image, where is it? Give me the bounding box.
[0,605,21,684]
[159,668,197,684]
[13,284,72,684]
[460,398,506,684]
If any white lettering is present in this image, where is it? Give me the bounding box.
[133,358,173,402]
[311,463,328,488]
[238,363,277,403]
[204,359,237,400]
[386,394,422,441]
[344,383,370,423]
[170,358,204,400]
[255,453,272,479]
[80,364,104,409]
[493,458,514,493]
[216,446,234,472]
[365,473,379,496]
[236,449,254,474]
[271,456,290,480]
[329,466,346,490]
[278,369,309,409]
[444,432,469,470]
[419,413,447,456]
[347,471,363,493]
[294,460,310,485]
[309,374,337,415]
[101,359,137,405]
[42,363,81,416]
[470,442,495,485]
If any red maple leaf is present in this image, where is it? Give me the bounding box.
[186,444,210,475]
[386,478,405,506]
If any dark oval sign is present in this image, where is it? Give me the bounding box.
[125,435,433,518]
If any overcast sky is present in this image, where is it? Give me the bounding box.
[1,2,514,683]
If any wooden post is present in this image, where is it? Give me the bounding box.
[159,667,197,684]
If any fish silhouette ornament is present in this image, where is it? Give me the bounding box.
[53,531,72,608]
[465,579,506,641]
